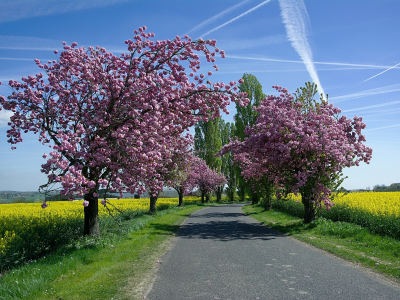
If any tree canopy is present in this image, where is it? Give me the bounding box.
[0,27,248,234]
[221,83,372,222]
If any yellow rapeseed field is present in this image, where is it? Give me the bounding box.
[283,191,400,217]
[0,197,200,257]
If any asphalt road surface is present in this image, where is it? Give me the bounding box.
[146,203,400,300]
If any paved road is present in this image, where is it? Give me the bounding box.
[146,204,400,300]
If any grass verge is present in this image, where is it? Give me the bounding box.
[242,204,400,283]
[0,204,214,300]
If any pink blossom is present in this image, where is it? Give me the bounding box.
[0,27,248,233]
[83,200,89,207]
[219,84,372,216]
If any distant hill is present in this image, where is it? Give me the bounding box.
[0,191,44,204]
[0,188,181,204]
[373,183,400,192]
[349,183,400,193]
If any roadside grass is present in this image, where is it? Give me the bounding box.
[0,203,217,300]
[272,196,400,239]
[242,204,400,283]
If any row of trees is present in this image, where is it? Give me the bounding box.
[193,74,266,204]
[0,27,248,235]
[194,75,372,224]
[0,26,372,235]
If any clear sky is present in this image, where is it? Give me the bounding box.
[0,0,399,191]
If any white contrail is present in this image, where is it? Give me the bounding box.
[363,124,400,132]
[279,0,325,100]
[216,67,381,74]
[346,61,400,91]
[216,35,287,51]
[360,108,400,118]
[342,100,400,113]
[360,62,400,83]
[199,0,272,38]
[330,83,400,103]
[0,0,131,24]
[0,35,61,51]
[185,0,251,35]
[0,57,38,61]
[226,54,400,69]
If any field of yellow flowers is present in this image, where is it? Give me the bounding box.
[274,192,400,238]
[0,197,200,270]
[2,192,399,271]
[282,192,400,217]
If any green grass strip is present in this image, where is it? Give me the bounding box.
[0,204,210,300]
[271,198,400,239]
[242,204,400,283]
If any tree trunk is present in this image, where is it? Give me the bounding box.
[178,188,183,207]
[237,184,246,202]
[251,192,259,205]
[201,191,205,204]
[263,182,274,211]
[216,186,223,202]
[228,189,235,202]
[149,191,159,214]
[84,192,100,236]
[264,198,272,211]
[301,191,316,223]
[303,199,315,223]
[206,193,211,203]
[216,191,222,202]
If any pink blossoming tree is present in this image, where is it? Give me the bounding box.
[0,27,248,235]
[188,157,227,203]
[165,145,199,208]
[221,83,372,223]
[145,134,195,212]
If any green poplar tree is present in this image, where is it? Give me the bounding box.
[222,122,238,202]
[234,73,266,204]
[194,118,222,202]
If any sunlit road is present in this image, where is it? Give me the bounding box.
[146,203,400,300]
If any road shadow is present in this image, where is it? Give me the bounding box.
[189,212,245,219]
[177,220,281,241]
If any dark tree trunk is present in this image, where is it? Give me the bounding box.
[264,198,272,211]
[303,199,315,223]
[201,191,205,204]
[301,190,316,223]
[178,188,184,207]
[216,186,223,202]
[228,189,234,202]
[251,192,259,205]
[263,182,274,211]
[173,186,184,206]
[83,192,100,236]
[216,192,222,202]
[149,191,159,214]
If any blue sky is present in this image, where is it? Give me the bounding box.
[0,0,399,191]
